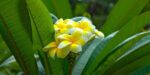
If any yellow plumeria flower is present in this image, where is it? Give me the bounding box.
[54,19,77,34]
[44,41,70,58]
[94,29,105,38]
[76,19,95,32]
[44,18,104,58]
[57,28,86,53]
[76,19,104,39]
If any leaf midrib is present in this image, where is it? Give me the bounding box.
[0,15,30,75]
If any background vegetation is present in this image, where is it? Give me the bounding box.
[0,0,150,75]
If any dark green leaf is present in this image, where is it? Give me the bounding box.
[101,0,149,35]
[83,11,150,75]
[72,38,103,75]
[50,13,58,24]
[103,36,150,75]
[72,32,117,75]
[95,31,150,75]
[26,0,64,74]
[0,0,38,74]
[72,17,90,22]
[42,0,72,18]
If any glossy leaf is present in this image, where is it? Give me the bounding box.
[83,11,150,75]
[0,56,15,68]
[0,0,38,75]
[26,0,54,46]
[42,0,72,18]
[72,38,103,75]
[109,36,150,72]
[26,0,64,74]
[72,32,117,75]
[95,31,150,75]
[101,0,149,35]
[114,54,150,75]
[112,40,150,75]
[101,36,150,74]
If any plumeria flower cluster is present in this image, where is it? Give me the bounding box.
[44,18,104,58]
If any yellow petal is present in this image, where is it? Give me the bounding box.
[64,19,76,28]
[79,20,91,27]
[58,41,71,49]
[60,28,69,33]
[55,18,64,24]
[82,31,93,41]
[57,48,70,58]
[77,39,86,46]
[77,19,96,32]
[57,34,71,40]
[70,44,82,53]
[64,19,73,25]
[44,42,57,51]
[71,28,83,38]
[54,25,59,31]
[94,30,104,39]
[64,19,71,23]
[48,48,57,58]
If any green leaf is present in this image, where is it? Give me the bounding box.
[0,56,15,68]
[42,0,72,18]
[111,39,150,75]
[72,38,103,75]
[0,0,38,75]
[114,54,150,75]
[0,56,20,74]
[50,13,58,23]
[130,66,150,75]
[72,32,117,75]
[26,0,54,46]
[94,31,150,75]
[83,11,150,75]
[0,34,11,64]
[26,0,53,74]
[101,0,149,35]
[26,0,64,75]
[37,58,45,75]
[99,36,150,74]
[72,17,90,22]
[38,51,52,75]
[111,36,150,74]
[0,52,11,65]
[49,58,64,75]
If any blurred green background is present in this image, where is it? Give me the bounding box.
[0,0,150,75]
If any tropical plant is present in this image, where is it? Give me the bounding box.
[0,0,150,75]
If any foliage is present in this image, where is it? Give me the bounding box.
[0,0,150,75]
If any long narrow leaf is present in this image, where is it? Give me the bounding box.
[83,11,150,75]
[42,0,72,18]
[114,54,150,75]
[95,32,150,75]
[0,0,38,74]
[72,32,117,75]
[26,0,64,75]
[113,44,150,75]
[102,36,150,75]
[101,0,148,35]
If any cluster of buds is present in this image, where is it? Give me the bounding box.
[44,18,104,58]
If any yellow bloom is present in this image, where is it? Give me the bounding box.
[44,18,105,59]
[94,30,105,39]
[76,19,104,39]
[75,19,95,32]
[54,19,77,34]
[57,29,86,53]
[44,41,69,58]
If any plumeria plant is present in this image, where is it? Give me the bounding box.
[44,18,104,58]
[0,0,150,75]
